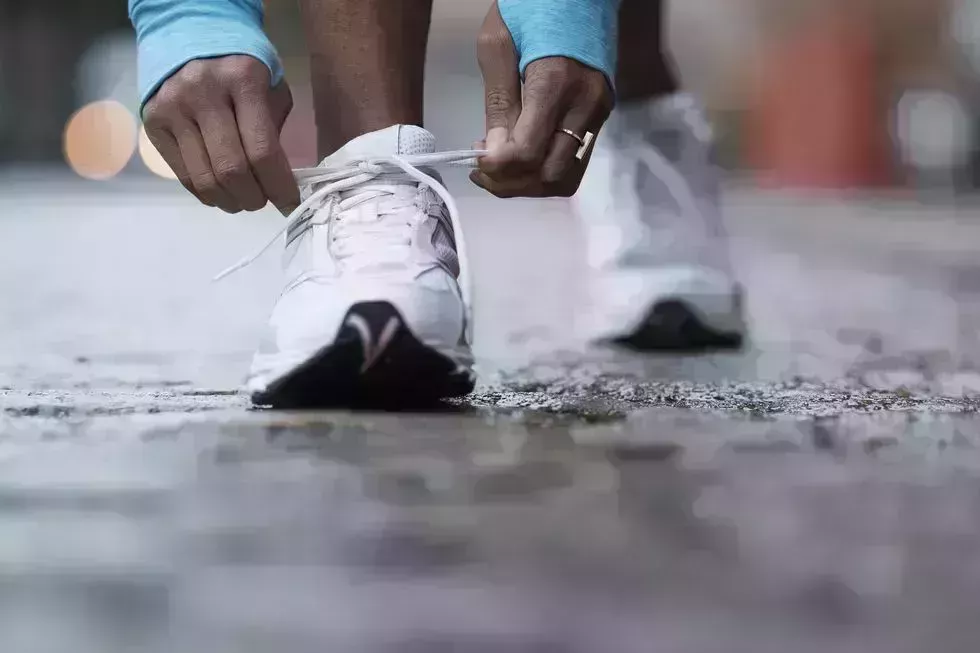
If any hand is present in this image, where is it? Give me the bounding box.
[471,2,614,198]
[142,55,299,214]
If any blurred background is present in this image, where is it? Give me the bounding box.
[1,0,978,194]
[5,6,980,652]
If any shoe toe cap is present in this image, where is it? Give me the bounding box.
[247,274,466,391]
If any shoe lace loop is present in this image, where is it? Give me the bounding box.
[213,149,485,333]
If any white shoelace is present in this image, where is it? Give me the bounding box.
[633,145,702,225]
[213,148,486,315]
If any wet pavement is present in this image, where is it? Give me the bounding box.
[4,172,980,651]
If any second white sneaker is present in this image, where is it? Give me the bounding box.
[235,125,477,407]
[573,93,746,352]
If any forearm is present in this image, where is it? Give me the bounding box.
[498,0,622,86]
[129,0,283,112]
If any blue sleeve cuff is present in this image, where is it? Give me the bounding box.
[498,0,621,90]
[132,2,283,113]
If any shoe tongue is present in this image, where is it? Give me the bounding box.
[320,125,436,166]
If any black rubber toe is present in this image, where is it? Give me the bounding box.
[252,301,474,409]
[610,299,745,353]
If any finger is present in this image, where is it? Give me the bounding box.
[232,88,300,214]
[506,70,567,177]
[268,81,294,132]
[477,3,522,173]
[478,132,520,179]
[541,106,595,186]
[477,4,522,135]
[170,118,239,212]
[145,128,198,200]
[469,168,544,199]
[196,105,266,211]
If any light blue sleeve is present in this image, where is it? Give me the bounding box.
[498,0,622,88]
[129,0,284,114]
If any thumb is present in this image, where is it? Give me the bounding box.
[268,81,294,134]
[477,2,521,164]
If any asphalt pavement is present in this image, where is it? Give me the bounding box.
[4,168,980,651]
[5,0,980,647]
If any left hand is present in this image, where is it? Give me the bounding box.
[471,2,615,198]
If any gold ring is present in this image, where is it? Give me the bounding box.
[558,128,595,161]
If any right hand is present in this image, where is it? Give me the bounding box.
[142,55,299,214]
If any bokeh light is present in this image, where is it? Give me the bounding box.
[63,100,137,180]
[138,125,179,180]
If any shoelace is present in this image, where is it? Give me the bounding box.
[213,148,486,320]
[327,186,418,266]
[633,145,702,225]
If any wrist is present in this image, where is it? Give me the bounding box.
[498,0,622,90]
[138,16,283,112]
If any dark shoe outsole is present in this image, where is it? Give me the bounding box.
[610,299,745,353]
[252,301,475,410]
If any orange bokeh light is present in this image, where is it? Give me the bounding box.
[138,124,179,180]
[63,100,137,180]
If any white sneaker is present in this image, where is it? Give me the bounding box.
[221,125,478,407]
[573,93,746,351]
